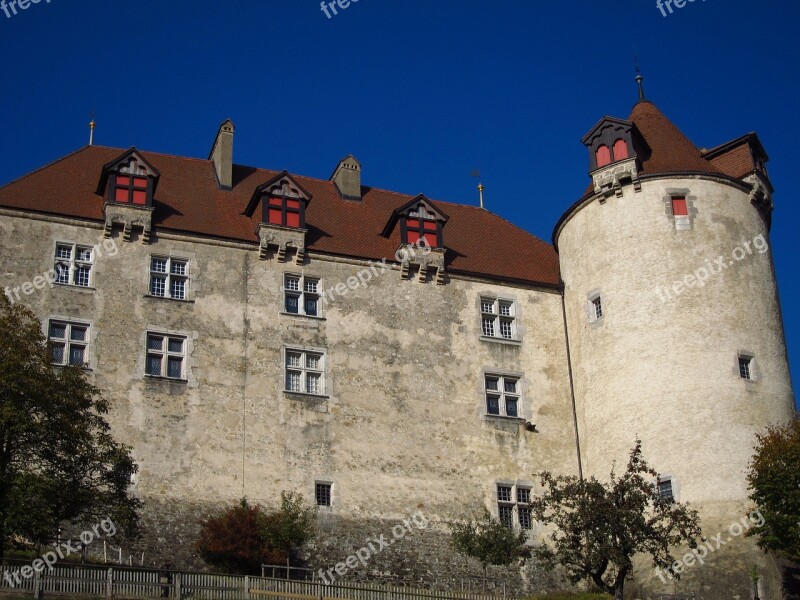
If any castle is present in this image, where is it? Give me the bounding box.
[0,86,794,598]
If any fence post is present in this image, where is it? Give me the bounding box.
[107,567,113,599]
[33,568,40,599]
[388,581,394,600]
[174,572,182,599]
[244,575,250,600]
[318,579,324,600]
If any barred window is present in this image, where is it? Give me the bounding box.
[150,257,189,300]
[315,482,332,507]
[54,243,94,287]
[285,349,325,395]
[480,297,516,340]
[657,479,674,503]
[738,355,754,380]
[48,320,89,367]
[497,483,533,530]
[146,333,186,380]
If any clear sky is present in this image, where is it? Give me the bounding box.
[0,0,797,402]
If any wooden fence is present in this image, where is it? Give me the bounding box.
[0,562,511,600]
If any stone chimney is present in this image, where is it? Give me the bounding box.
[330,155,362,200]
[209,119,235,190]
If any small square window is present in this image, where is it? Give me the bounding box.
[480,298,517,340]
[48,320,89,368]
[285,349,325,395]
[485,375,521,418]
[53,243,94,287]
[672,197,689,217]
[150,257,189,300]
[284,275,321,317]
[497,485,512,503]
[315,482,332,507]
[146,332,186,380]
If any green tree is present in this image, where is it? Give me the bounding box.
[450,509,529,587]
[0,295,140,555]
[530,440,702,600]
[746,420,800,561]
[262,491,316,568]
[195,498,284,574]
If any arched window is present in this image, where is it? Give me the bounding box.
[613,139,629,161]
[596,145,611,168]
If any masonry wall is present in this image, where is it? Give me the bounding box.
[0,210,577,592]
[556,175,796,599]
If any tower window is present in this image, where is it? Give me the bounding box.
[587,294,603,322]
[596,145,612,168]
[315,482,332,507]
[657,478,674,503]
[612,139,629,161]
[672,197,689,217]
[739,355,754,380]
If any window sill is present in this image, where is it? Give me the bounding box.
[284,390,329,400]
[53,283,95,291]
[479,335,521,346]
[53,364,93,373]
[144,375,187,383]
[280,312,325,321]
[483,414,525,422]
[145,294,195,303]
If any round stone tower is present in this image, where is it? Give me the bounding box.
[554,91,795,597]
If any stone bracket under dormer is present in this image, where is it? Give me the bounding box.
[103,203,154,243]
[257,223,307,264]
[397,244,446,285]
[592,157,642,199]
[745,174,773,214]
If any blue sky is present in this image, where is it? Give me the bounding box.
[0,0,798,400]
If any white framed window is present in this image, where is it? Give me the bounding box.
[315,482,333,507]
[284,274,320,317]
[146,332,186,380]
[587,293,604,323]
[485,375,521,418]
[481,297,516,340]
[150,257,189,300]
[54,243,94,287]
[738,354,756,380]
[496,483,533,530]
[285,348,325,395]
[48,319,89,367]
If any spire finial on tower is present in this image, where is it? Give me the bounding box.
[89,111,96,146]
[634,54,646,101]
[472,170,485,209]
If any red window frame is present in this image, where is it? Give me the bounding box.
[266,194,304,228]
[114,174,148,205]
[596,145,612,168]
[672,197,689,217]
[404,217,439,248]
[612,139,629,161]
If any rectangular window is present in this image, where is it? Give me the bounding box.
[114,174,148,205]
[497,484,532,530]
[657,479,674,502]
[48,320,89,367]
[284,274,320,317]
[146,333,186,380]
[53,243,94,287]
[672,197,689,217]
[285,349,325,395]
[405,218,439,248]
[480,297,517,340]
[739,355,754,380]
[150,257,189,300]
[485,375,521,418]
[589,296,603,321]
[267,195,304,229]
[315,482,332,507]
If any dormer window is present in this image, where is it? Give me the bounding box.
[596,145,611,168]
[582,117,639,172]
[267,193,303,228]
[613,138,629,160]
[114,174,148,205]
[385,195,447,250]
[404,215,440,248]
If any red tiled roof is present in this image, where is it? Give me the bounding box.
[627,101,724,176]
[0,146,561,287]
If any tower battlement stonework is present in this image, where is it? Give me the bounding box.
[0,97,794,599]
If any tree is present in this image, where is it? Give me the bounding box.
[0,295,140,555]
[530,440,702,600]
[195,498,284,574]
[450,509,529,587]
[262,491,316,569]
[746,420,800,561]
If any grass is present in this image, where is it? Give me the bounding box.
[526,594,613,600]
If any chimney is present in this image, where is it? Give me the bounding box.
[209,119,235,190]
[330,155,362,200]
